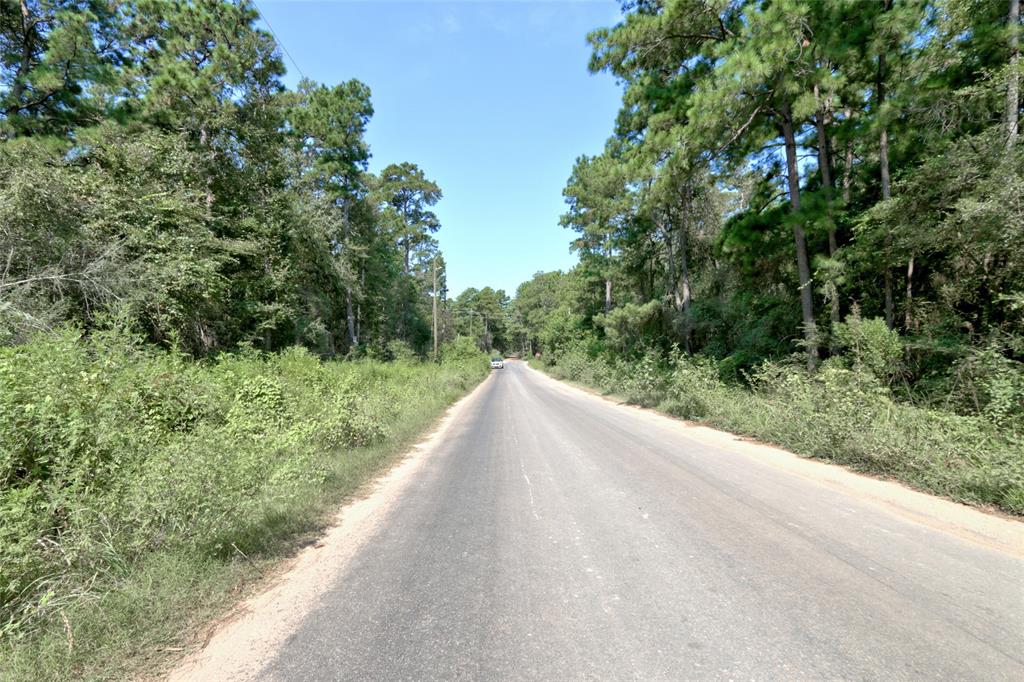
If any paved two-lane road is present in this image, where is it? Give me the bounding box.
[262,360,1023,681]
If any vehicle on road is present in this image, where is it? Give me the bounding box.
[490,358,504,369]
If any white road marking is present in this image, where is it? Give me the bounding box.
[520,460,540,520]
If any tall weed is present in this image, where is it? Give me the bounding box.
[0,329,488,675]
[541,344,1024,514]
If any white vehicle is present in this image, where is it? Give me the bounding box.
[490,358,504,369]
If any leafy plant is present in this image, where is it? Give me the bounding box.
[0,329,488,678]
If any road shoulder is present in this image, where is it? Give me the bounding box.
[524,360,1024,558]
[165,373,495,682]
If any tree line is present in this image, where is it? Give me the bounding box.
[1,0,452,357]
[513,0,1022,420]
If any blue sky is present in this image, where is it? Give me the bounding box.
[256,0,623,297]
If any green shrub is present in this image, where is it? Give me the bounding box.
[541,346,1024,515]
[441,336,484,364]
[0,327,488,665]
[833,309,903,383]
[664,355,724,419]
[617,351,665,406]
[384,339,419,363]
[947,342,1024,433]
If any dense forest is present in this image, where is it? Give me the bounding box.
[1,0,461,358]
[512,0,1023,434]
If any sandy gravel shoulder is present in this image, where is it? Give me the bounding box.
[524,361,1024,559]
[164,374,493,682]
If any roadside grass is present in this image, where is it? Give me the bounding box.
[530,353,1024,516]
[0,331,488,681]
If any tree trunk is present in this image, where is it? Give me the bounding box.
[679,228,693,355]
[904,256,914,330]
[679,250,692,317]
[814,85,840,332]
[676,189,694,355]
[879,114,894,335]
[843,131,854,205]
[780,104,819,370]
[884,268,895,329]
[878,0,895,330]
[9,1,34,110]
[356,266,364,342]
[661,216,678,310]
[198,124,215,215]
[814,86,835,194]
[604,240,613,314]
[841,130,855,329]
[346,290,357,348]
[661,206,692,354]
[815,112,838,260]
[879,125,891,203]
[432,257,439,361]
[1009,0,1021,148]
[397,232,409,341]
[343,202,357,349]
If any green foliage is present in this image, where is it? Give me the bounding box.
[1,0,450,359]
[617,350,666,406]
[833,310,904,383]
[595,300,662,354]
[513,270,572,353]
[537,307,587,358]
[0,0,120,138]
[290,78,373,193]
[561,153,630,263]
[538,351,1024,515]
[518,0,1023,455]
[0,329,488,670]
[948,342,1024,433]
[384,339,418,363]
[664,353,724,420]
[376,162,443,275]
[449,286,511,353]
[441,336,487,365]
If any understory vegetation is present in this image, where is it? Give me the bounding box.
[511,0,1023,510]
[536,316,1023,514]
[0,328,487,679]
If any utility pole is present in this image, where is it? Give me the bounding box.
[432,257,439,362]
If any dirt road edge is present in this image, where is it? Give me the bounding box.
[525,361,1024,558]
[165,372,494,682]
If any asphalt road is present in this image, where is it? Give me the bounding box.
[263,361,1023,681]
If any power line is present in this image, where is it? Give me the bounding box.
[252,1,307,82]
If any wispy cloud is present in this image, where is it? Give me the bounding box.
[442,12,461,33]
